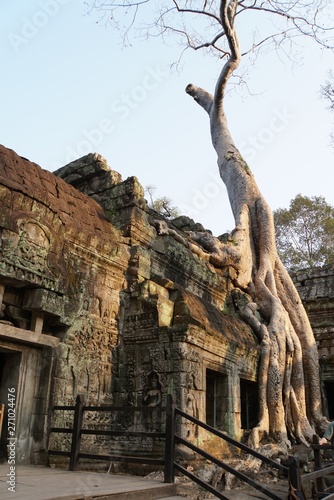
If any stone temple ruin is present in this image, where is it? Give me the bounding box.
[0,144,334,465]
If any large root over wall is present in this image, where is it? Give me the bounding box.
[158,206,328,450]
[185,217,327,451]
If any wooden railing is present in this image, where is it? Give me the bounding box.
[48,394,167,474]
[300,435,334,499]
[166,395,293,500]
[48,394,298,499]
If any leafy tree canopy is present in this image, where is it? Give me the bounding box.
[274,194,334,271]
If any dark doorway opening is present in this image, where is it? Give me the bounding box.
[324,381,334,420]
[206,369,228,430]
[240,379,259,430]
[0,349,22,462]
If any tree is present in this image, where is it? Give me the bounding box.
[145,184,180,219]
[87,0,334,450]
[321,71,334,144]
[322,72,334,108]
[274,194,334,271]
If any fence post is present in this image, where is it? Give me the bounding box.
[287,455,301,491]
[164,394,176,483]
[313,433,325,495]
[69,394,85,471]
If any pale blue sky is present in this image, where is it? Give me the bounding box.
[1,0,334,235]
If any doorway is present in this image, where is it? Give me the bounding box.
[0,349,22,461]
[324,381,334,420]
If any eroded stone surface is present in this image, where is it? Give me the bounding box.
[0,145,332,466]
[293,265,334,400]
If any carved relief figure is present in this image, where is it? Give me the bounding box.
[16,220,50,272]
[185,374,199,438]
[143,371,162,431]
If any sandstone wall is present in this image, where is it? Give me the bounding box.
[0,145,259,464]
[54,152,259,456]
[2,144,334,466]
[0,146,129,462]
[293,265,334,418]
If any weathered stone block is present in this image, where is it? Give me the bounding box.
[157,296,174,327]
[23,288,65,317]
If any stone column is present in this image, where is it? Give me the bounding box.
[0,284,5,314]
[30,311,44,334]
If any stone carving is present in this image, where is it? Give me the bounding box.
[143,371,162,431]
[185,374,199,438]
[16,220,50,271]
[1,146,334,466]
[0,217,59,292]
[0,228,19,252]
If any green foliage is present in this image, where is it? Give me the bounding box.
[273,194,334,271]
[145,185,180,219]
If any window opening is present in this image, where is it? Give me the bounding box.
[240,379,259,430]
[206,369,228,430]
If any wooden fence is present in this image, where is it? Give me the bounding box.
[49,394,301,499]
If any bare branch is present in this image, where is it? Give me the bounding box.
[214,0,241,106]
[320,71,334,145]
[86,0,334,63]
[241,28,295,56]
[185,84,214,114]
[236,0,334,50]
[321,72,334,110]
[171,0,221,24]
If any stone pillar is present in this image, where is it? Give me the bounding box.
[0,284,5,312]
[30,311,44,334]
[230,368,242,440]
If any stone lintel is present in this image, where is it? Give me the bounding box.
[0,323,59,347]
[23,288,64,317]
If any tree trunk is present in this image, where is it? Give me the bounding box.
[185,1,327,449]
